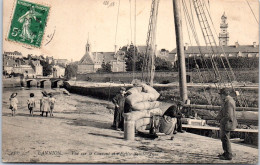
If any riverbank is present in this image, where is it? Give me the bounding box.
[2,88,258,163]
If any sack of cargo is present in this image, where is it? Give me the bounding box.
[127,108,163,121]
[126,87,143,95]
[126,92,159,105]
[159,116,177,135]
[141,83,159,94]
[132,101,161,111]
[135,117,151,130]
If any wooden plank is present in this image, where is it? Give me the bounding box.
[184,104,259,112]
[182,124,258,133]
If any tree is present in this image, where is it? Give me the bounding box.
[65,64,78,80]
[154,57,174,71]
[97,61,112,73]
[125,44,144,71]
[40,60,53,76]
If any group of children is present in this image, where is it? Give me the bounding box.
[9,91,56,117]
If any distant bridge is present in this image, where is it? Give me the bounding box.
[24,78,65,88]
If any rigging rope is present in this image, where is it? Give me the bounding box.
[114,0,121,46]
[246,0,259,24]
[182,0,212,105]
[132,0,137,80]
[182,0,221,90]
[129,0,133,42]
[193,0,248,107]
[192,0,224,86]
[202,0,248,107]
[189,0,215,84]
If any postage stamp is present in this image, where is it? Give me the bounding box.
[7,0,50,48]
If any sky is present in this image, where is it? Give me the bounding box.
[3,0,259,61]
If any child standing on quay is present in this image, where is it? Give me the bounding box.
[40,91,50,117]
[9,93,18,116]
[27,93,36,116]
[49,93,56,117]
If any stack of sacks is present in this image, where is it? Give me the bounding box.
[125,83,162,131]
[126,83,160,111]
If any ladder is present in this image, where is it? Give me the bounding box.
[192,0,222,83]
[142,0,159,86]
[192,0,248,107]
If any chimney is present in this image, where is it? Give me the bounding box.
[235,42,239,48]
[184,43,189,50]
[253,42,256,48]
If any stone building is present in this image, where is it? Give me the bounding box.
[30,60,43,76]
[77,40,98,73]
[169,13,259,62]
[3,51,23,59]
[54,59,69,66]
[77,40,126,73]
[53,65,65,78]
[3,57,17,74]
[13,65,35,78]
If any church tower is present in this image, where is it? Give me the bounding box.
[78,37,94,65]
[219,12,229,46]
[86,38,91,53]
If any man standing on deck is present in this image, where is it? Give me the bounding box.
[216,88,238,160]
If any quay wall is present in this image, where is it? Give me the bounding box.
[77,71,180,84]
[64,83,258,145]
[76,70,258,83]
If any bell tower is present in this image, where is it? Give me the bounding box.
[219,12,229,46]
[86,38,91,53]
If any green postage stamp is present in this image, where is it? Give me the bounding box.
[8,0,50,48]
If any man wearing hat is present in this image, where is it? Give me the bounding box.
[216,88,237,160]
[112,87,126,130]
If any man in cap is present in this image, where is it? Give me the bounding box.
[216,88,237,160]
[112,87,126,130]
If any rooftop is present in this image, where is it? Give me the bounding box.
[170,44,259,54]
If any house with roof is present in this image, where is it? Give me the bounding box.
[3,51,23,59]
[169,13,259,63]
[54,59,69,66]
[13,65,36,78]
[3,57,18,74]
[77,40,126,73]
[170,42,259,60]
[77,40,99,73]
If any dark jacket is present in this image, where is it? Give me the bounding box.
[112,93,125,113]
[163,105,182,118]
[217,95,238,131]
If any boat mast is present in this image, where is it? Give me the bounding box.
[142,0,159,86]
[173,0,188,102]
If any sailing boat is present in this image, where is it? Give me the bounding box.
[130,0,258,135]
